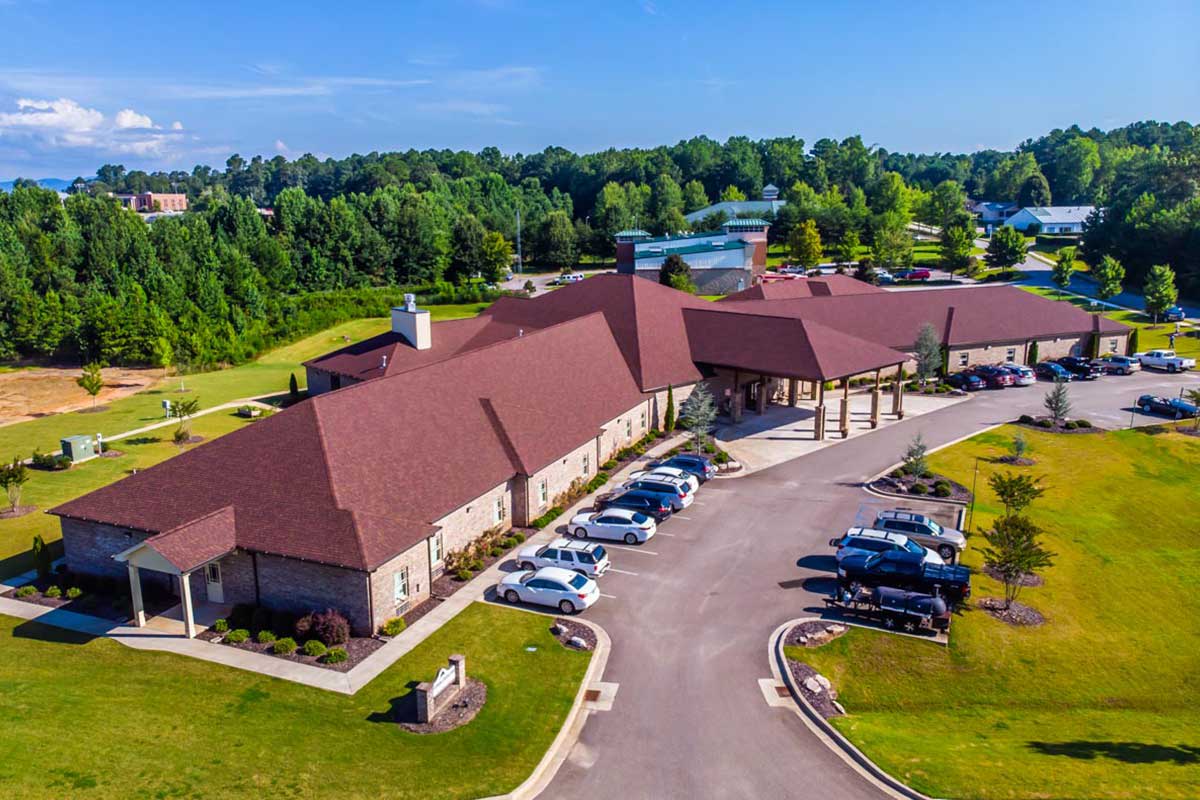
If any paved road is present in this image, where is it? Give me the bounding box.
[543,368,1199,800]
[500,268,610,297]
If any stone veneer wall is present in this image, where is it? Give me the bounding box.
[432,480,513,556]
[368,544,432,630]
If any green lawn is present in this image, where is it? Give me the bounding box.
[0,304,489,462]
[0,410,257,578]
[0,602,590,799]
[1020,286,1198,358]
[787,425,1200,800]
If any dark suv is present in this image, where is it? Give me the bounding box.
[968,364,1015,389]
[648,453,715,483]
[1056,356,1102,380]
[593,488,672,521]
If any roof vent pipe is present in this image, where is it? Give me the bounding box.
[518,328,524,337]
[381,355,388,370]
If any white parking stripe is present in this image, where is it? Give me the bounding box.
[608,568,639,576]
[654,532,676,537]
[600,593,618,599]
[674,515,693,520]
[605,545,658,555]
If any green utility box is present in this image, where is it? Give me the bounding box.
[60,435,97,462]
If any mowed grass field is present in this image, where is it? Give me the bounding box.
[0,602,590,800]
[0,304,491,579]
[787,425,1200,800]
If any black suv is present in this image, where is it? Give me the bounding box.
[1055,356,1102,380]
[593,488,672,521]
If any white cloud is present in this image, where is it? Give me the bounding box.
[418,100,508,116]
[274,138,290,154]
[449,66,541,91]
[173,76,431,100]
[171,120,183,130]
[0,97,184,160]
[114,108,156,129]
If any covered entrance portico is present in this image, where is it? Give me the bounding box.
[115,543,230,638]
[681,307,912,442]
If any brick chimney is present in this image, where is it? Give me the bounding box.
[391,294,431,350]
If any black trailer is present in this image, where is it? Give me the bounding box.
[824,584,951,634]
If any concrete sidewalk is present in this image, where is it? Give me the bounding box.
[0,429,690,695]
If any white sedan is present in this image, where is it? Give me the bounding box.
[499,566,600,614]
[628,466,699,493]
[568,507,656,544]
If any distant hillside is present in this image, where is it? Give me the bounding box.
[0,178,72,192]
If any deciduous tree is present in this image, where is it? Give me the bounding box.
[789,219,823,267]
[986,226,1027,270]
[1052,246,1077,295]
[988,472,1046,516]
[1143,264,1178,324]
[979,514,1055,609]
[1093,254,1125,301]
[76,363,104,408]
[658,254,696,293]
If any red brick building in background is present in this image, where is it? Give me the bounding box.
[113,192,189,213]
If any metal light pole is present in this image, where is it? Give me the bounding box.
[966,456,981,531]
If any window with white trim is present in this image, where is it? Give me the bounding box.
[493,496,505,524]
[625,418,632,438]
[582,452,590,476]
[1109,338,1118,353]
[958,352,969,367]
[1006,348,1016,363]
[539,479,548,505]
[640,410,646,429]
[394,567,409,604]
[429,532,443,564]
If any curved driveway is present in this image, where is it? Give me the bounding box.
[544,370,1199,800]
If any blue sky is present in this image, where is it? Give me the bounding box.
[0,0,1196,179]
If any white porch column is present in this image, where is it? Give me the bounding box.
[127,564,146,627]
[179,571,197,639]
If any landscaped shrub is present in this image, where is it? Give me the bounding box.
[213,618,229,633]
[229,603,255,630]
[712,450,730,465]
[312,608,350,646]
[489,546,503,557]
[302,639,327,657]
[1075,419,1092,428]
[934,483,952,498]
[380,617,407,637]
[1064,420,1079,430]
[1018,414,1035,424]
[270,609,296,636]
[455,568,473,581]
[294,612,315,640]
[31,450,71,471]
[500,537,516,548]
[250,607,272,632]
[1037,419,1054,428]
[585,471,609,493]
[65,587,82,600]
[272,637,297,655]
[512,531,526,543]
[702,442,716,454]
[44,585,62,598]
[225,628,250,644]
[531,507,564,530]
[15,585,36,598]
[601,459,617,471]
[910,483,930,495]
[469,558,484,571]
[324,647,349,664]
[256,630,277,644]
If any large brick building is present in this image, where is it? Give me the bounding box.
[52,275,1127,637]
[614,218,770,294]
[113,192,189,213]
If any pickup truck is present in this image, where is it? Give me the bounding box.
[836,550,971,603]
[1135,350,1196,373]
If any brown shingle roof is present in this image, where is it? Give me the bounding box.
[53,313,645,572]
[719,275,885,303]
[718,286,1128,349]
[682,308,909,381]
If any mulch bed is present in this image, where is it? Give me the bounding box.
[199,630,385,672]
[397,677,488,734]
[431,532,533,600]
[996,455,1036,466]
[173,435,205,446]
[77,405,110,414]
[551,617,596,651]
[976,596,1045,626]
[0,505,37,519]
[99,449,125,458]
[0,582,142,623]
[869,472,972,503]
[983,565,1044,587]
[1014,417,1103,435]
[785,657,843,719]
[399,597,442,628]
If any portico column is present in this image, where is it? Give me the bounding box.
[756,375,768,414]
[730,370,742,423]
[870,369,882,429]
[892,363,905,418]
[839,378,851,438]
[179,571,197,639]
[814,380,826,440]
[787,378,798,407]
[127,564,146,627]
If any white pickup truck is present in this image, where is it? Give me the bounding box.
[1135,349,1196,373]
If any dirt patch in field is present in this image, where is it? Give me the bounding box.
[0,365,165,427]
[976,596,1045,626]
[0,505,37,520]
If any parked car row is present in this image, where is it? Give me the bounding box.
[501,453,717,613]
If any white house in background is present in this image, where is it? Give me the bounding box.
[966,200,1018,227]
[1005,206,1095,234]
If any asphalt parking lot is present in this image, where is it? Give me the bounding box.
[531,366,1200,800]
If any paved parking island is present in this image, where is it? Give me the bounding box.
[543,367,1199,800]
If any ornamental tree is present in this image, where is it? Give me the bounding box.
[1143,264,1178,325]
[979,514,1055,609]
[679,383,717,453]
[986,226,1027,270]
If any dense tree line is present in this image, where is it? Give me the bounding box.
[3,121,1196,367]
